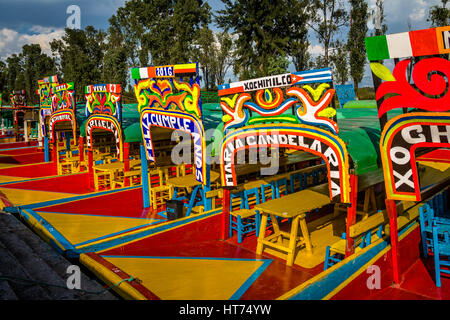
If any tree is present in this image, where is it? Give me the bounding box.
[216,0,310,79]
[371,0,387,36]
[308,0,349,67]
[0,61,6,99]
[111,0,211,67]
[428,0,449,27]
[286,0,312,72]
[347,0,368,97]
[20,44,56,104]
[50,26,106,101]
[5,54,23,95]
[214,31,234,86]
[329,40,348,85]
[193,26,216,90]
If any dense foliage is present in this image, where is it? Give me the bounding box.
[0,0,444,103]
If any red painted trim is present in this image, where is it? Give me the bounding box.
[84,252,160,300]
[345,174,358,257]
[124,142,130,187]
[88,150,94,190]
[386,199,400,284]
[79,136,84,169]
[222,188,230,240]
[416,148,450,163]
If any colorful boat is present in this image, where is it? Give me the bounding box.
[1,25,449,301]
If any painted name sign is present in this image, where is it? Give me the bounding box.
[49,111,74,142]
[218,68,332,96]
[220,125,350,203]
[86,118,121,150]
[141,110,205,183]
[381,113,450,201]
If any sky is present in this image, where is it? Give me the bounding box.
[0,0,444,87]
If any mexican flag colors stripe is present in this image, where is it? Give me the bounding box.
[365,26,450,61]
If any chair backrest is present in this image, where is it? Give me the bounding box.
[430,191,449,219]
[432,219,450,251]
[230,191,245,211]
[261,183,275,202]
[244,188,261,209]
[419,203,435,229]
[95,159,104,165]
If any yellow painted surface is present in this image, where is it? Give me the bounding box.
[0,163,20,169]
[255,189,330,218]
[0,175,27,183]
[418,160,450,172]
[104,256,264,300]
[36,212,159,246]
[79,253,147,300]
[0,188,74,206]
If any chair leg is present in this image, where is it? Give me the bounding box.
[433,225,441,287]
[324,246,331,270]
[237,215,243,243]
[229,215,233,239]
[255,212,260,237]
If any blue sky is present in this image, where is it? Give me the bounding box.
[0,0,443,86]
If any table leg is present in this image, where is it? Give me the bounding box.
[287,216,300,266]
[94,171,99,191]
[270,214,282,244]
[299,217,313,254]
[256,213,268,255]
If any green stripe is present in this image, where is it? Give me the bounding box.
[365,35,390,61]
[131,68,142,80]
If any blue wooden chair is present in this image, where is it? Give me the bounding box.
[419,203,435,258]
[273,177,289,198]
[229,188,261,243]
[324,224,383,270]
[290,172,305,193]
[430,191,449,219]
[432,219,450,287]
[261,183,275,202]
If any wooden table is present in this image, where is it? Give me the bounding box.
[255,188,331,266]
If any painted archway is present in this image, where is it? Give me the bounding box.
[220,123,350,203]
[380,112,450,201]
[48,109,76,143]
[48,82,76,144]
[85,114,124,161]
[140,108,206,184]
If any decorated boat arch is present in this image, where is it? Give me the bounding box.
[365,25,450,284]
[132,63,207,185]
[10,90,27,127]
[37,75,59,144]
[133,62,221,215]
[84,84,123,161]
[218,69,350,204]
[47,82,76,144]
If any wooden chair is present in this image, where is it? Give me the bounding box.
[419,203,436,258]
[324,211,385,270]
[113,169,141,188]
[432,219,450,287]
[149,169,172,210]
[229,187,261,243]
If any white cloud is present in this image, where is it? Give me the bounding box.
[308,44,325,56]
[0,26,64,59]
[409,0,428,22]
